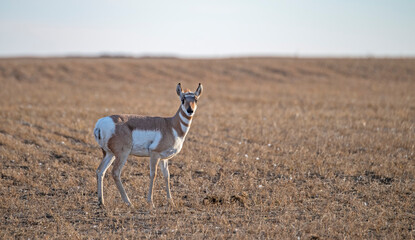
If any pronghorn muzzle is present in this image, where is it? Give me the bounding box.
[187,101,196,115]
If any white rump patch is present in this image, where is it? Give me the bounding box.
[131,130,162,156]
[94,116,116,150]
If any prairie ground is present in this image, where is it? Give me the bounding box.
[0,57,414,239]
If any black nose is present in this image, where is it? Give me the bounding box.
[187,107,193,114]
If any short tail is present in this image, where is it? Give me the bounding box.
[94,127,101,141]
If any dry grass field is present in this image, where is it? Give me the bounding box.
[0,57,414,239]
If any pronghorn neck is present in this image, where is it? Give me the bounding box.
[172,104,193,137]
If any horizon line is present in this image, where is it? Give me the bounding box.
[1,52,415,60]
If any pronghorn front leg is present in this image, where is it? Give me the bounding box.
[159,159,175,207]
[147,152,160,208]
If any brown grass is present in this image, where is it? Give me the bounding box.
[0,57,414,239]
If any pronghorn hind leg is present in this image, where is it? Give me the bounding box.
[96,151,115,206]
[111,151,132,206]
[159,159,175,207]
[147,152,160,208]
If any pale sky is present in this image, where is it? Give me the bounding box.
[0,0,414,57]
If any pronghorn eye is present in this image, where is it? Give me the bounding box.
[194,98,198,103]
[181,98,185,104]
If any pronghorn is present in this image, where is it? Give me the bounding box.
[93,83,203,208]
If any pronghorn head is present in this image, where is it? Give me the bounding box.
[176,83,203,116]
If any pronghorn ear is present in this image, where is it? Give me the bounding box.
[176,83,183,97]
[195,83,203,97]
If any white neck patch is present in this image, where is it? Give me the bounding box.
[180,122,189,134]
[172,128,179,139]
[179,111,192,125]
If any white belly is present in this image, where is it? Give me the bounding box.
[131,130,162,157]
